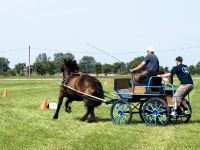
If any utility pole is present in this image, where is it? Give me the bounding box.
[29,46,30,82]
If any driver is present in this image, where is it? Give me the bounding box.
[130,46,159,84]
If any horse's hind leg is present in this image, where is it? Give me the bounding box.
[80,107,91,122]
[88,107,95,123]
[65,99,72,113]
[80,107,95,123]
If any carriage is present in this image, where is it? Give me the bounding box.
[54,60,192,126]
[106,73,192,126]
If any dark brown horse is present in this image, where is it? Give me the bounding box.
[53,59,104,123]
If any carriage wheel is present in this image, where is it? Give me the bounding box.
[110,100,132,124]
[143,97,170,126]
[169,100,192,124]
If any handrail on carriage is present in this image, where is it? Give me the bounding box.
[115,76,179,98]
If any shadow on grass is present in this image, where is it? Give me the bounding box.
[187,120,200,124]
[74,117,112,123]
[74,116,145,125]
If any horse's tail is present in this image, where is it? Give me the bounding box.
[91,79,104,106]
[94,80,104,99]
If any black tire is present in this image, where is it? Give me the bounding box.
[139,101,145,122]
[110,100,132,124]
[169,100,192,124]
[142,97,170,126]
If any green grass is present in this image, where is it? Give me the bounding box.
[0,78,200,150]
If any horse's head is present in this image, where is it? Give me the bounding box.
[60,59,79,80]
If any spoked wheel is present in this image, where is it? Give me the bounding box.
[143,97,170,126]
[110,100,132,124]
[169,100,192,124]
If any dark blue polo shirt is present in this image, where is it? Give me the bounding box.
[144,54,159,71]
[170,64,193,84]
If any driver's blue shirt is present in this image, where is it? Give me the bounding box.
[144,53,159,71]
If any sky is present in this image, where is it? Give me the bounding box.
[0,0,200,69]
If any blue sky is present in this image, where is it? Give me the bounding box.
[0,0,200,69]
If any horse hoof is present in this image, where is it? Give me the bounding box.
[88,119,95,123]
[80,118,86,122]
[53,115,58,119]
[66,107,72,113]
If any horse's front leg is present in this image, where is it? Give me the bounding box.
[53,93,64,119]
[65,99,73,113]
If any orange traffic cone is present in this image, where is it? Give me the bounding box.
[2,88,8,97]
[108,79,112,84]
[39,98,48,109]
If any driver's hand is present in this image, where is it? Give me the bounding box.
[130,69,134,73]
[157,74,162,77]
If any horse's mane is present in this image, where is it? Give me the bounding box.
[64,59,79,73]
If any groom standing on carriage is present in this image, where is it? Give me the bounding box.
[157,56,194,116]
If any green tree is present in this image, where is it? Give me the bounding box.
[164,67,169,73]
[120,62,126,74]
[36,53,50,65]
[26,65,34,75]
[7,69,16,76]
[14,63,26,74]
[159,66,164,72]
[102,63,113,76]
[79,56,96,73]
[127,56,144,73]
[45,61,56,75]
[33,61,46,75]
[189,65,196,75]
[54,53,75,73]
[94,62,102,76]
[0,57,10,72]
[113,62,121,74]
[196,62,200,74]
[34,53,56,75]
[112,62,126,74]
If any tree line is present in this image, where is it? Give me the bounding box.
[0,53,200,77]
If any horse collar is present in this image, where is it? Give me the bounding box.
[62,73,74,85]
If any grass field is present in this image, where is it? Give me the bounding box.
[0,77,200,150]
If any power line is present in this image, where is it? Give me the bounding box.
[0,48,27,54]
[0,46,199,54]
